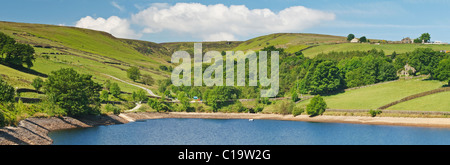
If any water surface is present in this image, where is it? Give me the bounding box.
[49,118,450,145]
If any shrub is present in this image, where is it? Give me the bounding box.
[110,83,121,98]
[127,66,141,82]
[31,77,44,91]
[148,98,169,112]
[254,105,264,113]
[105,104,121,115]
[0,78,15,103]
[100,90,109,102]
[369,110,382,117]
[159,65,168,71]
[234,101,247,113]
[132,89,148,102]
[277,100,294,115]
[104,80,111,90]
[259,97,271,105]
[141,74,155,86]
[0,103,17,127]
[291,92,299,102]
[292,106,304,117]
[306,95,327,116]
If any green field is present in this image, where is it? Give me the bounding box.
[302,43,450,58]
[232,33,346,53]
[387,91,450,111]
[296,77,446,110]
[0,64,39,88]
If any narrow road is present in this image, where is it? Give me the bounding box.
[103,74,159,97]
[125,102,142,112]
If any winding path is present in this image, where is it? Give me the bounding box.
[103,74,159,97]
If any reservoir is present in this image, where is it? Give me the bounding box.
[49,118,450,145]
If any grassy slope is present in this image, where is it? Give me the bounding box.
[302,43,450,58]
[387,91,450,111]
[0,21,167,93]
[296,78,446,110]
[1,21,449,112]
[0,21,167,67]
[0,64,39,88]
[161,41,243,55]
[232,33,346,53]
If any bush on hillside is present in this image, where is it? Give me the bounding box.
[306,95,327,116]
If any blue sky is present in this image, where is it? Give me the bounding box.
[1,0,449,43]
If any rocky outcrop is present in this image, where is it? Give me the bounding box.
[0,115,128,145]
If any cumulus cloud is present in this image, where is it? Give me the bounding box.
[131,3,335,41]
[75,3,335,41]
[75,16,141,39]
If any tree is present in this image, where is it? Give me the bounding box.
[0,78,15,103]
[347,34,355,42]
[31,77,44,91]
[419,33,431,43]
[132,89,148,102]
[308,61,344,95]
[359,36,367,43]
[377,62,398,82]
[434,58,450,85]
[277,100,294,115]
[127,66,141,82]
[44,68,102,116]
[408,48,445,75]
[306,95,327,116]
[141,74,155,86]
[104,80,111,90]
[0,32,35,68]
[413,38,422,43]
[110,83,121,98]
[177,91,191,111]
[203,89,220,111]
[291,91,299,102]
[391,51,397,59]
[292,106,304,117]
[345,67,366,88]
[0,32,16,51]
[100,90,109,102]
[148,97,170,112]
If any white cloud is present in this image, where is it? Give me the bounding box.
[75,3,334,41]
[75,16,141,39]
[111,1,125,12]
[203,32,237,41]
[131,3,335,41]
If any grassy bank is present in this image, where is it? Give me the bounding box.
[296,77,446,110]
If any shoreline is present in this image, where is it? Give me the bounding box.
[121,112,450,128]
[1,112,450,145]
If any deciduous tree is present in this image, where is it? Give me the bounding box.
[44,68,102,116]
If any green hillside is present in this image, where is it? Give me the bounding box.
[296,77,446,110]
[1,20,449,114]
[302,43,450,58]
[0,21,171,94]
[387,91,450,111]
[231,33,346,53]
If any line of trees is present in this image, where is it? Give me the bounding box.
[295,49,398,95]
[394,48,449,85]
[413,33,431,43]
[346,34,369,43]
